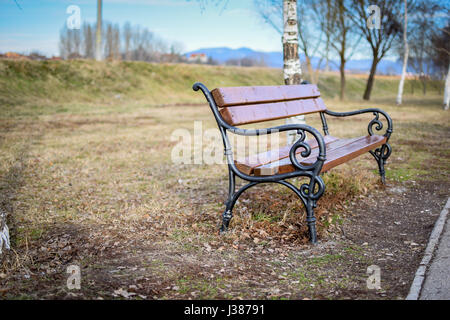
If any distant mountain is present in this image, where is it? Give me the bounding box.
[185,47,407,75]
[185,47,283,68]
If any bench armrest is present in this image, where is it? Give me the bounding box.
[228,123,326,175]
[325,108,393,140]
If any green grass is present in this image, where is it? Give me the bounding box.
[0,59,444,119]
[0,60,282,117]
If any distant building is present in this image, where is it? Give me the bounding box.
[0,52,29,60]
[188,53,207,64]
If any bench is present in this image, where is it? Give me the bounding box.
[193,82,393,243]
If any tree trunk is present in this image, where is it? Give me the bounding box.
[95,0,102,61]
[339,57,346,100]
[283,0,305,143]
[443,63,450,110]
[283,0,302,85]
[363,58,379,101]
[305,55,315,84]
[422,78,427,95]
[396,0,408,105]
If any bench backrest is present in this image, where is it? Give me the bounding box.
[211,84,326,126]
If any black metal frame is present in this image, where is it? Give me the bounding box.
[193,82,393,244]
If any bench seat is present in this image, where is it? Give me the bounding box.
[235,135,387,176]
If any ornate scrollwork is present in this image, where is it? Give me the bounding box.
[368,112,384,136]
[288,128,326,173]
[299,175,325,202]
[288,129,314,171]
[370,142,392,163]
[325,108,392,140]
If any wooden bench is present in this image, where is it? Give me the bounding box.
[193,82,393,243]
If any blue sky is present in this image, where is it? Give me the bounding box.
[0,0,282,56]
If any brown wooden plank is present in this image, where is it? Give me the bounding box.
[235,135,339,175]
[220,98,327,126]
[253,135,387,176]
[253,138,354,176]
[212,84,321,107]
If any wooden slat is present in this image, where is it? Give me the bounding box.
[253,135,387,176]
[220,98,327,126]
[235,135,339,175]
[212,84,321,107]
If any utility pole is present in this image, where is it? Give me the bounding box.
[95,0,102,61]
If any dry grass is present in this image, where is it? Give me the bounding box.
[0,61,448,299]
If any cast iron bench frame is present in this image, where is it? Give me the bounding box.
[193,82,393,243]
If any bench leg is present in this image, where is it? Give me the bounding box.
[220,209,232,233]
[295,175,324,244]
[377,158,386,185]
[218,173,323,245]
[370,143,392,185]
[306,200,318,244]
[220,169,235,233]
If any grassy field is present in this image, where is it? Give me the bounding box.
[0,60,449,299]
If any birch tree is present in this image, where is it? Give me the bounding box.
[282,0,305,144]
[433,25,450,110]
[282,0,302,85]
[396,0,409,105]
[444,65,450,110]
[256,0,326,84]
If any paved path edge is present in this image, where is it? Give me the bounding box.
[406,197,450,300]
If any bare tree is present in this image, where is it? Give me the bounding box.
[72,28,82,57]
[123,22,132,60]
[105,23,120,60]
[296,1,325,84]
[350,0,402,100]
[431,25,450,109]
[255,0,326,84]
[60,20,179,63]
[59,27,82,59]
[409,1,446,96]
[329,0,361,101]
[59,27,71,59]
[257,0,359,100]
[396,0,409,105]
[311,0,335,73]
[83,23,95,59]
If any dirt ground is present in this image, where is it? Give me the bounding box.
[1,179,448,300]
[0,96,449,300]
